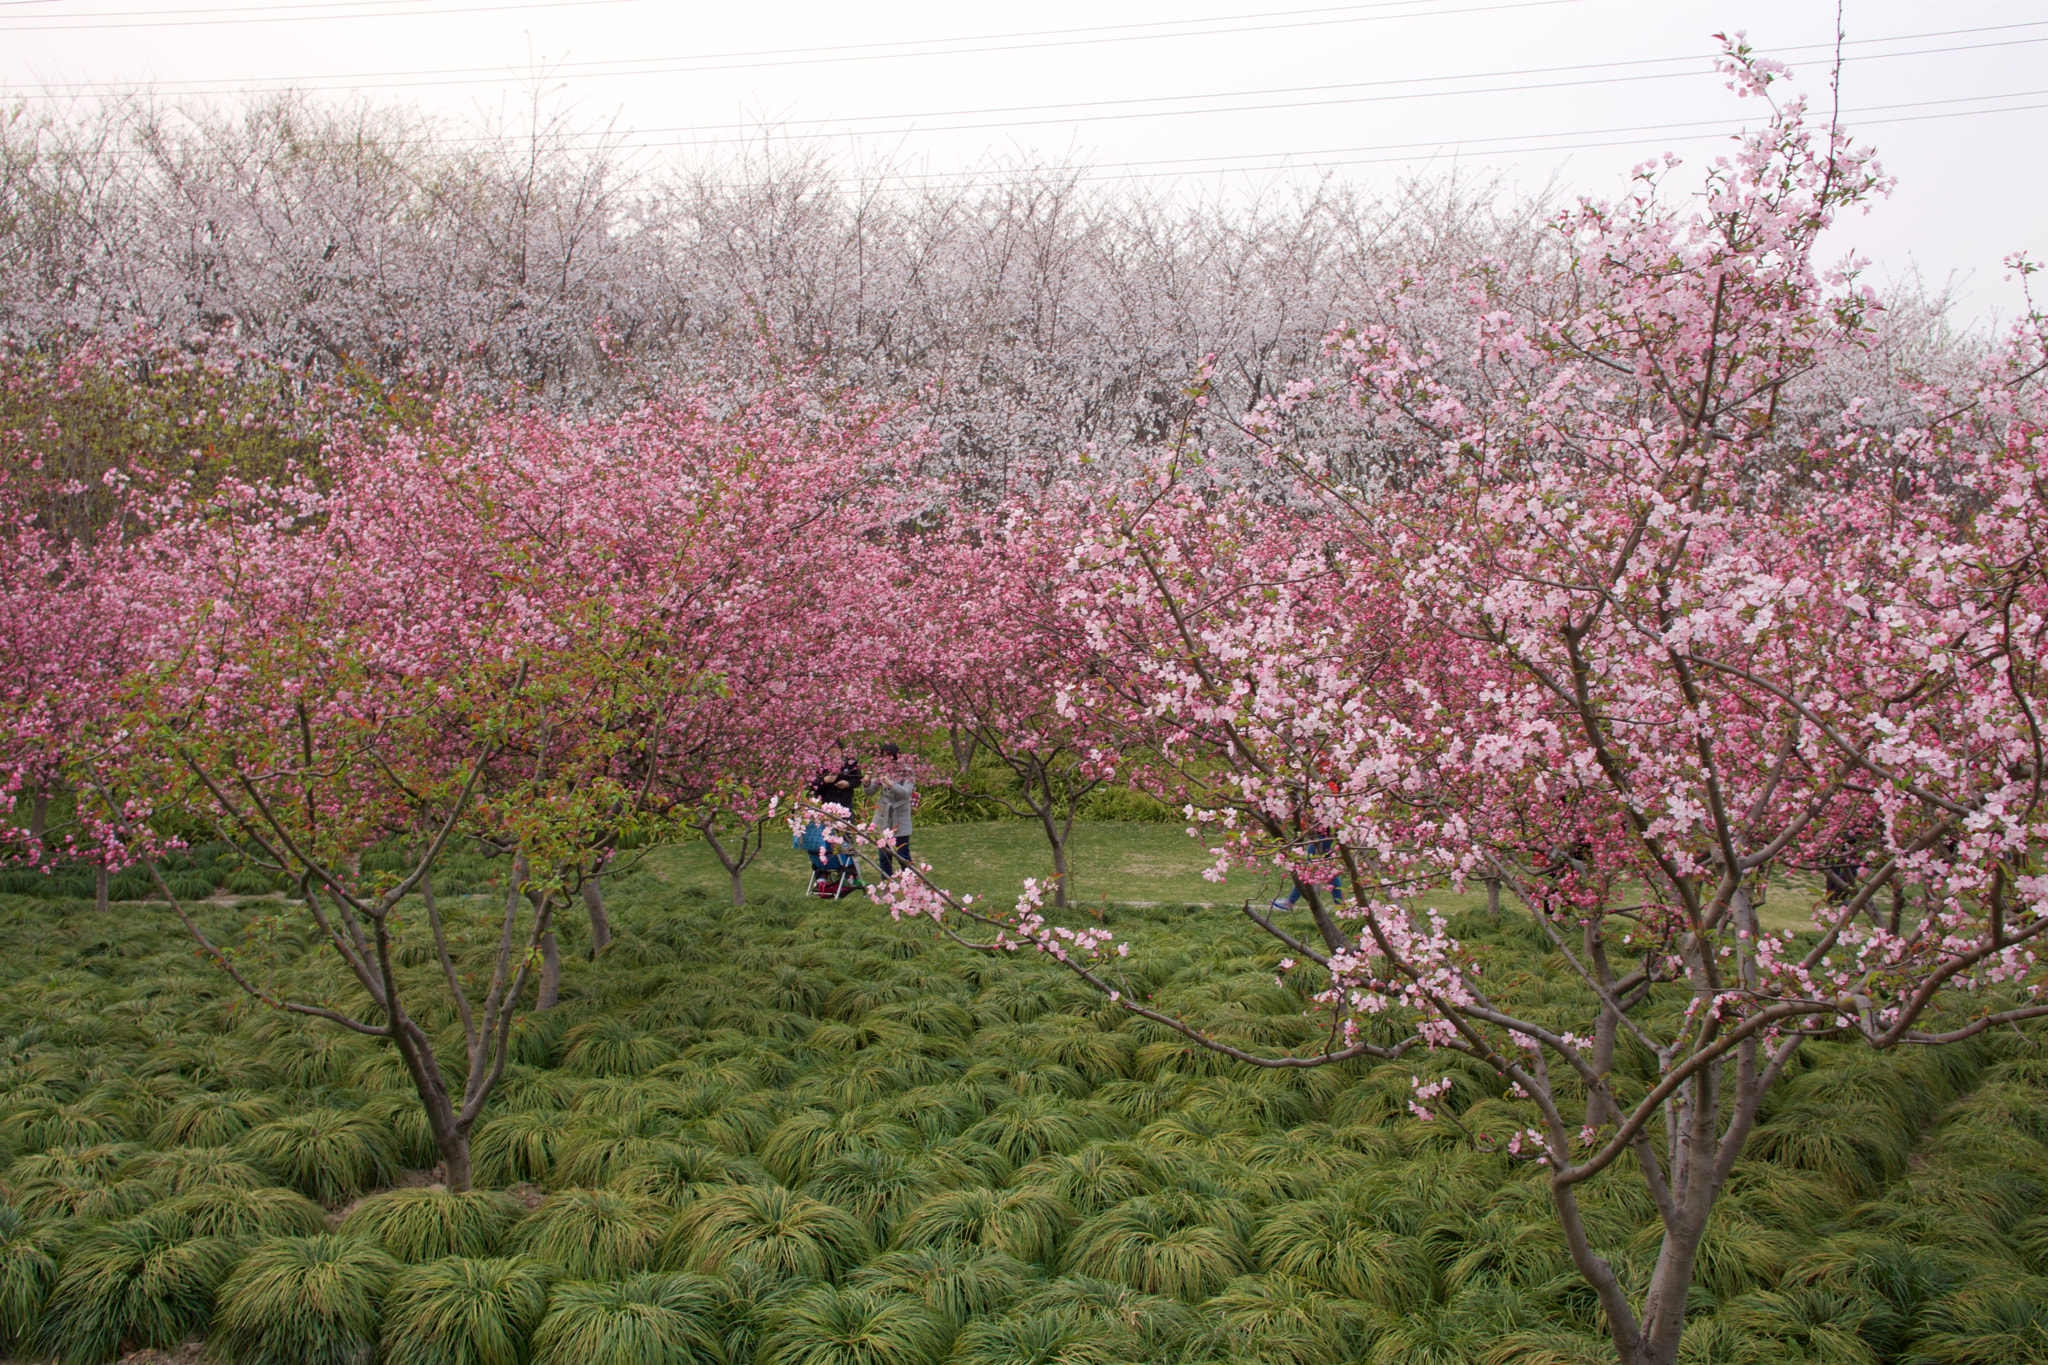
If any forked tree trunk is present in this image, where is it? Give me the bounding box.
[697,815,755,907]
[514,850,561,1010]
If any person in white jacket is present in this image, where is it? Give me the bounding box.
[866,742,917,877]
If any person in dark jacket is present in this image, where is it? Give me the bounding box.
[812,740,863,816]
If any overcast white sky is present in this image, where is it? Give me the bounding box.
[4,0,2044,330]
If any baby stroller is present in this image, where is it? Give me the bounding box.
[795,821,864,900]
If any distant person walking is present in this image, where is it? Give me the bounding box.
[1271,777,1342,913]
[866,742,916,877]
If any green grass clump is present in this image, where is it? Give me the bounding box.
[150,1090,284,1147]
[892,1186,1072,1265]
[509,1189,668,1281]
[1059,1195,1251,1303]
[34,1216,239,1365]
[0,1203,63,1353]
[756,1283,950,1365]
[847,1247,1037,1332]
[944,1307,1132,1365]
[239,1108,400,1206]
[473,1110,572,1187]
[560,1016,680,1077]
[670,1184,874,1282]
[339,1186,529,1263]
[529,1272,726,1365]
[380,1256,554,1365]
[210,1234,397,1365]
[122,1145,273,1193]
[159,1185,328,1241]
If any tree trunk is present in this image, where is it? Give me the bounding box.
[697,818,749,907]
[1049,832,1070,908]
[435,1125,474,1193]
[581,873,611,956]
[28,792,47,843]
[1485,877,1501,916]
[95,863,109,913]
[537,929,560,1010]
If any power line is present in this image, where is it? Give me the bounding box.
[5,15,2036,127]
[4,0,1570,59]
[979,91,2048,180]
[11,0,579,16]
[14,69,2042,190]
[0,0,638,26]
[10,0,1396,28]
[589,22,2048,139]
[744,97,2048,196]
[23,31,2021,161]
[611,41,2048,153]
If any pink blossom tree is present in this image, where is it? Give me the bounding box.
[66,372,908,1189]
[862,47,2048,1365]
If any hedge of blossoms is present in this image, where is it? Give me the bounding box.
[2,43,2042,1365]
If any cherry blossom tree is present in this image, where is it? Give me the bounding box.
[45,368,909,1189]
[861,48,2047,1365]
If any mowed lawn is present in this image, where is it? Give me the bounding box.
[641,818,1836,936]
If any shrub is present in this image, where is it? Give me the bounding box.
[509,1189,668,1281]
[34,1217,240,1365]
[210,1234,397,1365]
[669,1184,874,1282]
[756,1283,949,1365]
[339,1187,529,1263]
[380,1256,554,1365]
[240,1109,400,1205]
[530,1272,725,1365]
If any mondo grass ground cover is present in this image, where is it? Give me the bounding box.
[0,862,2042,1365]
